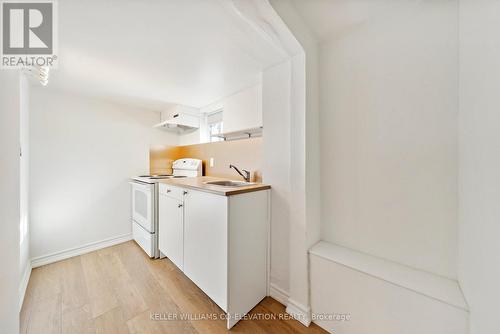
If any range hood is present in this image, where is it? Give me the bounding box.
[154,105,200,131]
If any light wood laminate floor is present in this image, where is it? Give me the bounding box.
[21,241,327,334]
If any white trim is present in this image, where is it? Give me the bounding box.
[269,283,289,306]
[286,298,311,327]
[19,263,32,311]
[31,233,132,268]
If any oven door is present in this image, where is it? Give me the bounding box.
[130,181,155,233]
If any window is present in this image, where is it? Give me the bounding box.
[207,110,223,142]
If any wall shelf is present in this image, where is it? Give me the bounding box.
[213,126,263,141]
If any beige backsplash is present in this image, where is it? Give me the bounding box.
[150,137,263,182]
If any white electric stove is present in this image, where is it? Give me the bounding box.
[130,158,202,258]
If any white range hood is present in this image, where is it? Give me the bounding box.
[154,105,200,131]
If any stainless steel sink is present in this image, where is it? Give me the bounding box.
[204,180,255,187]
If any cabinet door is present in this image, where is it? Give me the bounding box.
[222,84,262,133]
[158,193,184,271]
[183,189,228,311]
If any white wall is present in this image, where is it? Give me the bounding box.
[319,0,458,279]
[458,1,500,333]
[269,0,321,323]
[19,75,31,305]
[262,60,292,296]
[29,88,177,259]
[0,71,21,334]
[178,128,202,146]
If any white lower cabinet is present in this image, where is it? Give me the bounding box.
[158,185,184,271]
[158,183,270,329]
[183,189,228,311]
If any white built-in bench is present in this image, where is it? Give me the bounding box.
[309,241,469,334]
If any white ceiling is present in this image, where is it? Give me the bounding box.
[50,0,287,110]
[290,0,409,42]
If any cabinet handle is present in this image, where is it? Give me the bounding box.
[166,189,171,193]
[183,191,188,195]
[178,204,183,208]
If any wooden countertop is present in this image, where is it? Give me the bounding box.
[158,176,271,196]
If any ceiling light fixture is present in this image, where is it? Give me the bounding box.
[23,65,50,86]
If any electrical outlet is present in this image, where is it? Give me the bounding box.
[210,157,214,167]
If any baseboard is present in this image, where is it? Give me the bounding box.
[286,298,312,327]
[269,283,289,306]
[31,233,132,268]
[19,263,32,311]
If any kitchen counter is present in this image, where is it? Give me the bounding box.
[158,176,270,196]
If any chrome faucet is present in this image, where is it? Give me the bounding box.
[229,164,250,182]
